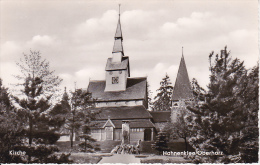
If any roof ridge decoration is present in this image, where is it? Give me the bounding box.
[112,4,124,55]
[172,48,193,101]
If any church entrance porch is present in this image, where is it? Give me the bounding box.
[105,127,113,140]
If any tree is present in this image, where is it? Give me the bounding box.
[49,87,71,130]
[12,50,63,162]
[151,131,169,155]
[170,100,192,152]
[153,73,173,111]
[146,81,153,110]
[0,79,26,163]
[187,46,258,163]
[63,88,98,150]
[238,64,258,162]
[191,78,206,103]
[0,78,12,112]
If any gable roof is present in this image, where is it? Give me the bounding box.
[87,77,147,101]
[172,55,193,101]
[94,105,152,120]
[102,119,115,128]
[150,111,171,123]
[105,56,129,71]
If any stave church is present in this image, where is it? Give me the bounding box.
[87,9,193,142]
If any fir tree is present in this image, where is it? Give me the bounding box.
[49,87,71,130]
[238,64,258,162]
[187,46,258,163]
[171,100,192,152]
[62,88,98,151]
[191,78,206,102]
[153,73,173,111]
[12,50,66,163]
[0,78,12,112]
[151,131,169,155]
[0,79,25,163]
[146,81,153,110]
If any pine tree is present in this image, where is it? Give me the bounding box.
[171,100,192,152]
[187,46,258,163]
[146,81,153,110]
[191,78,206,102]
[0,78,12,112]
[0,78,25,163]
[151,131,169,155]
[12,50,64,162]
[238,64,258,162]
[63,88,98,151]
[153,73,173,111]
[49,87,71,130]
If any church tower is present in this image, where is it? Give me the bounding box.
[171,48,193,107]
[105,5,130,92]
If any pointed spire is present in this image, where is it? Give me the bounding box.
[62,86,69,102]
[172,48,193,101]
[112,4,124,55]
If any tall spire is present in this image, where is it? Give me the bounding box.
[172,48,193,101]
[112,4,124,55]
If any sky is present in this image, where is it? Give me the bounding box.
[0,0,259,100]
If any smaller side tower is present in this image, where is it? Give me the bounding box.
[171,47,193,107]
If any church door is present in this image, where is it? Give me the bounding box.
[105,127,113,140]
[144,129,151,141]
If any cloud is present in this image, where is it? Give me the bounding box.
[1,41,22,62]
[160,12,214,39]
[27,35,56,46]
[73,10,117,42]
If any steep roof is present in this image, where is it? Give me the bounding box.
[105,56,129,71]
[172,55,193,101]
[94,105,152,120]
[87,77,147,101]
[115,17,123,39]
[150,111,171,123]
[112,15,124,54]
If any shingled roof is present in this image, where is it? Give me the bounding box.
[94,105,152,120]
[87,77,147,101]
[172,55,193,101]
[113,39,123,53]
[150,111,171,123]
[114,16,123,39]
[105,56,129,71]
[112,15,124,54]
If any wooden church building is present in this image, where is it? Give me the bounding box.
[87,9,193,142]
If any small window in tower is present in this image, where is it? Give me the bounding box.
[112,77,119,84]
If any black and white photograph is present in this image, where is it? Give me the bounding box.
[0,0,259,163]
